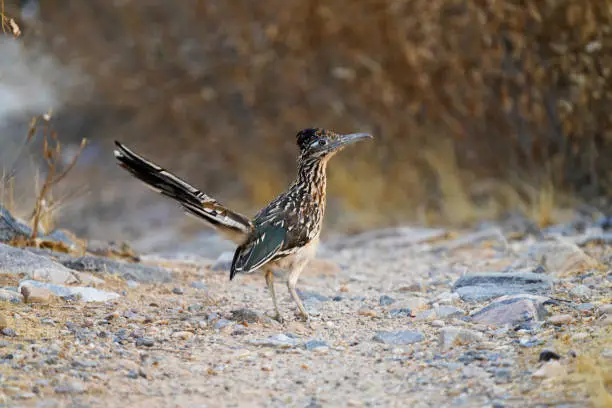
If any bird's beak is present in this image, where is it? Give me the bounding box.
[330,132,374,151]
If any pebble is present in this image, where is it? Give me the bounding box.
[389,308,412,318]
[569,284,591,299]
[191,281,207,290]
[172,287,184,295]
[358,308,377,317]
[20,285,54,304]
[171,331,194,340]
[431,320,445,327]
[373,330,425,345]
[1,328,16,337]
[214,319,232,330]
[248,334,301,348]
[575,303,595,313]
[379,295,396,306]
[548,314,573,326]
[231,309,263,323]
[54,380,86,394]
[304,340,330,351]
[135,337,155,347]
[298,290,330,302]
[435,306,465,319]
[439,327,483,350]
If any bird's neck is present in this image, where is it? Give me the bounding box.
[296,157,328,201]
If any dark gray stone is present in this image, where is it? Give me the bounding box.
[452,273,554,302]
[389,308,412,318]
[1,328,16,337]
[230,309,263,323]
[135,337,154,347]
[435,306,465,319]
[213,319,232,330]
[304,340,330,351]
[172,287,184,295]
[379,295,396,306]
[60,254,172,283]
[373,330,424,345]
[470,294,550,326]
[0,206,33,242]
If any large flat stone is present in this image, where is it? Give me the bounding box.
[452,272,554,302]
[0,243,79,284]
[470,294,550,326]
[60,255,172,283]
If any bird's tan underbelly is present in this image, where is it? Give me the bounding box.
[270,235,320,271]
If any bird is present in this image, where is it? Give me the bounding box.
[113,128,373,322]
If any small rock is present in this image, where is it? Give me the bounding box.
[569,284,591,299]
[171,331,194,340]
[373,330,425,345]
[1,327,15,337]
[172,287,184,295]
[135,337,154,347]
[539,350,561,362]
[439,327,483,350]
[248,334,301,348]
[399,282,424,292]
[379,295,396,306]
[54,380,86,394]
[575,303,595,313]
[431,320,445,328]
[191,281,207,290]
[304,340,329,351]
[415,309,436,321]
[435,306,465,319]
[453,273,554,302]
[519,336,543,348]
[21,285,54,304]
[127,370,139,379]
[230,309,263,323]
[548,314,573,326]
[532,361,566,378]
[214,319,232,330]
[19,280,120,303]
[358,308,377,317]
[470,294,549,326]
[389,308,412,318]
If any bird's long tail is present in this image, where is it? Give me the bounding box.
[113,141,252,243]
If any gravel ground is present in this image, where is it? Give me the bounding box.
[1,224,611,408]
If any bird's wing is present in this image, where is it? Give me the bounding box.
[230,221,287,279]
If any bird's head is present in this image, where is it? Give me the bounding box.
[296,128,373,160]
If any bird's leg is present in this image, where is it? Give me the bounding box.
[265,269,283,323]
[287,262,309,321]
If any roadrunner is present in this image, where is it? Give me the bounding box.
[113,128,372,321]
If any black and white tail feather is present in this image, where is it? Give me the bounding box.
[113,141,252,243]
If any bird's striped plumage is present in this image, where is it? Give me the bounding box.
[113,128,372,321]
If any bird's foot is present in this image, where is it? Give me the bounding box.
[273,313,285,324]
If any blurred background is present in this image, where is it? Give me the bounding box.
[0,0,611,254]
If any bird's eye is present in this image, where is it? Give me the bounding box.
[319,139,327,146]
